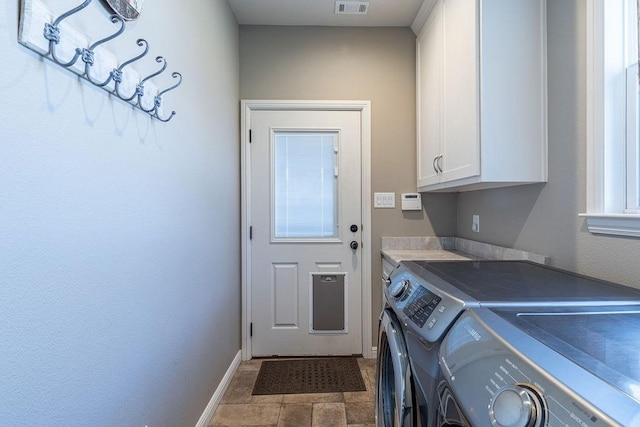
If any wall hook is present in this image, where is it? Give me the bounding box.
[153,72,182,122]
[85,15,127,86]
[137,56,167,113]
[22,0,181,122]
[44,0,92,67]
[113,39,150,101]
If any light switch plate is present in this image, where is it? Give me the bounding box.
[374,192,395,208]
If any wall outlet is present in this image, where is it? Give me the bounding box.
[472,214,480,232]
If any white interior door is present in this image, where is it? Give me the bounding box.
[249,108,363,357]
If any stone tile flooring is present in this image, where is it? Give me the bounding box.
[208,357,376,427]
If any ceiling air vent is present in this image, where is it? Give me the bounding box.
[335,1,370,15]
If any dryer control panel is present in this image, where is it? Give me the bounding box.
[385,266,465,343]
[402,285,441,328]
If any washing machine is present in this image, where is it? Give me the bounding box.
[376,263,467,426]
[375,260,640,427]
[438,305,640,426]
[376,308,414,426]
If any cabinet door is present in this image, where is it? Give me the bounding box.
[441,0,480,182]
[417,4,443,188]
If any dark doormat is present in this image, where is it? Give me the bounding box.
[252,357,366,395]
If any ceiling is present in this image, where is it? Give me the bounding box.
[226,0,426,27]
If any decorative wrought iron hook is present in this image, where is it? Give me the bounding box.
[44,0,93,67]
[137,56,168,113]
[29,1,180,123]
[84,15,127,86]
[113,39,150,101]
[153,72,182,122]
[52,0,92,28]
[140,56,167,85]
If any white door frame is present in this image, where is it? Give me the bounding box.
[241,100,372,360]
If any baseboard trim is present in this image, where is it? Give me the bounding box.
[195,350,242,427]
[370,346,377,360]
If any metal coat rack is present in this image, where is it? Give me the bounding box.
[26,0,182,122]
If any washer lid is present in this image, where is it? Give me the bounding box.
[405,260,640,306]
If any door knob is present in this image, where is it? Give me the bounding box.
[350,224,359,232]
[350,241,359,250]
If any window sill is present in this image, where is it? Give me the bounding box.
[579,213,640,238]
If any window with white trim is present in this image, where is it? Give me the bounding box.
[582,0,640,237]
[272,131,338,240]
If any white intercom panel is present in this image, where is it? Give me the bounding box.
[401,193,422,211]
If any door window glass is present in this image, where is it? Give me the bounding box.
[273,132,338,239]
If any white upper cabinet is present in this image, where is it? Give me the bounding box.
[416,0,547,192]
[417,2,443,187]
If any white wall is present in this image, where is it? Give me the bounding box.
[0,1,240,425]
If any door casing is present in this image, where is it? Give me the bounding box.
[240,100,372,360]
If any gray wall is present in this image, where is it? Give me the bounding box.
[0,1,240,425]
[239,25,457,346]
[457,0,640,289]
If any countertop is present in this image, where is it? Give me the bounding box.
[380,237,548,266]
[381,249,481,265]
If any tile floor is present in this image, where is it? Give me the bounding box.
[208,357,377,427]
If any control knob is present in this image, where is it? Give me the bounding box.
[389,279,411,299]
[489,384,546,427]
